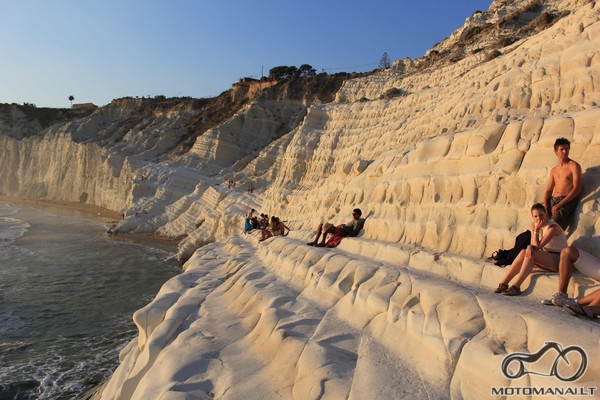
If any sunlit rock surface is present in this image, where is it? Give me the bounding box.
[1,1,599,399]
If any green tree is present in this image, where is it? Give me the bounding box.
[287,66,299,78]
[379,52,391,69]
[268,66,289,80]
[268,65,299,80]
[68,95,75,107]
[299,64,317,78]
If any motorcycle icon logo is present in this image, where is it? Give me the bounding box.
[502,342,587,382]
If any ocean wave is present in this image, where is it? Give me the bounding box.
[0,308,25,336]
[0,331,132,400]
[0,203,20,217]
[0,217,30,244]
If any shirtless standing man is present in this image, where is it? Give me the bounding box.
[543,138,582,230]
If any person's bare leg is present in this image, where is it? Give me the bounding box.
[512,246,557,289]
[319,226,344,245]
[259,229,273,242]
[576,288,600,306]
[590,290,600,306]
[510,248,536,290]
[566,288,600,319]
[319,227,331,245]
[568,291,600,318]
[499,250,527,286]
[308,224,323,245]
[558,246,579,294]
[585,305,600,317]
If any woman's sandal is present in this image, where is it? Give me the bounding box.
[502,285,521,296]
[494,283,509,293]
[565,304,595,320]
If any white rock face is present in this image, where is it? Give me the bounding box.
[2,1,600,399]
[189,100,307,170]
[97,2,600,398]
[0,132,134,212]
[100,233,600,400]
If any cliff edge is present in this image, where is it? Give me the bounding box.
[1,0,599,399]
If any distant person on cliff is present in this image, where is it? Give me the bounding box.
[243,209,255,234]
[259,216,290,241]
[259,214,269,230]
[494,203,567,296]
[544,137,582,230]
[542,246,600,307]
[307,208,365,247]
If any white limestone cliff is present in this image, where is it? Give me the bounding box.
[100,1,600,396]
[1,0,600,399]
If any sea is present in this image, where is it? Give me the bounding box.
[0,201,180,400]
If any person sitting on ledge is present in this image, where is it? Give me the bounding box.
[243,209,256,234]
[494,203,567,296]
[307,208,364,247]
[259,216,290,242]
[259,214,269,230]
[542,246,600,307]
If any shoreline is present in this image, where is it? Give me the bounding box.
[0,195,181,400]
[0,195,121,223]
[101,231,181,253]
[0,195,181,251]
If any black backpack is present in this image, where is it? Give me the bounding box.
[487,230,532,267]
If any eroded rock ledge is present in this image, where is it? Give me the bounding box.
[99,2,599,398]
[1,0,599,399]
[100,232,599,399]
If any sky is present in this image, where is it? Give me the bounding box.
[0,1,492,109]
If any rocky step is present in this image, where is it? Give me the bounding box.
[103,233,600,399]
[241,233,600,395]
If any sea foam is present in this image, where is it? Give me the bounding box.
[0,217,29,244]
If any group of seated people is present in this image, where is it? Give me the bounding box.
[493,202,600,319]
[259,216,290,242]
[492,138,598,319]
[244,210,270,232]
[239,139,598,319]
[244,208,366,247]
[244,209,290,241]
